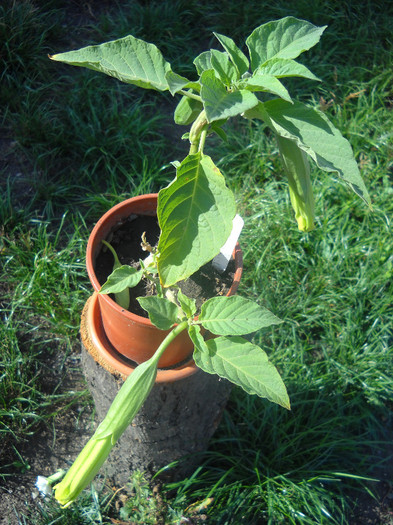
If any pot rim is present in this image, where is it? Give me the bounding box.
[82,292,198,383]
[86,194,243,325]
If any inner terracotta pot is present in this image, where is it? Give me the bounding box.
[86,193,243,368]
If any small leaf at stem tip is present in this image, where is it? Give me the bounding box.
[99,266,143,295]
[137,296,179,330]
[242,73,292,103]
[177,289,197,318]
[188,324,208,354]
[200,70,259,123]
[213,32,249,77]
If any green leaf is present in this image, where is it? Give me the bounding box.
[199,296,282,335]
[174,94,203,125]
[213,32,249,76]
[165,70,200,95]
[99,266,143,294]
[200,70,258,123]
[257,58,320,81]
[137,296,179,330]
[50,35,172,91]
[261,99,370,204]
[194,336,290,409]
[177,289,197,318]
[211,122,228,142]
[188,324,208,353]
[194,51,213,75]
[157,152,236,287]
[210,49,238,85]
[242,73,292,102]
[246,17,326,71]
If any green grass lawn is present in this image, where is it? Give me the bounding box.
[1,1,392,523]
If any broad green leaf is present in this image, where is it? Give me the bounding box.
[99,266,143,294]
[194,51,212,75]
[210,49,238,85]
[199,296,282,335]
[200,69,258,123]
[194,336,290,409]
[257,58,320,81]
[177,289,197,318]
[188,324,208,353]
[157,152,236,287]
[137,296,179,330]
[242,73,292,102]
[246,17,326,71]
[50,35,171,91]
[213,32,249,76]
[263,99,370,203]
[165,70,200,95]
[245,100,370,204]
[174,95,203,125]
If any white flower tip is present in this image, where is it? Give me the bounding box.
[35,476,53,497]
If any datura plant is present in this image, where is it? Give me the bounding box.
[48,17,369,506]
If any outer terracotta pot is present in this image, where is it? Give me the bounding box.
[86,193,243,368]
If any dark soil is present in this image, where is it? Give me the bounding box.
[95,214,235,317]
[0,347,95,525]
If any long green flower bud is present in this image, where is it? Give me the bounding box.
[277,135,315,232]
[53,321,188,507]
[53,357,157,507]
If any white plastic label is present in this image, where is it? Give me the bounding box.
[212,214,244,272]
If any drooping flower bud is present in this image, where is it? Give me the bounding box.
[277,135,315,232]
[53,355,159,507]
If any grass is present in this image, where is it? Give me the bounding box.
[1,0,392,523]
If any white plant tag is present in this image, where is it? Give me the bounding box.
[212,214,244,272]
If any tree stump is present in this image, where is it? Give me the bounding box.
[80,297,232,485]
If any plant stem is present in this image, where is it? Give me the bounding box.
[189,110,208,155]
[198,128,207,153]
[178,89,202,102]
[152,320,189,363]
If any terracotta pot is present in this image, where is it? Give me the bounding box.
[86,193,243,368]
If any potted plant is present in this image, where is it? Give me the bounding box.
[45,17,369,506]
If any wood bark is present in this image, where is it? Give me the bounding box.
[80,347,231,485]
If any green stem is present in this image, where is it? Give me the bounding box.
[198,128,207,153]
[102,240,121,267]
[189,110,208,155]
[152,320,188,362]
[178,89,202,102]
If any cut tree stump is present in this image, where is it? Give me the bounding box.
[80,336,232,485]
